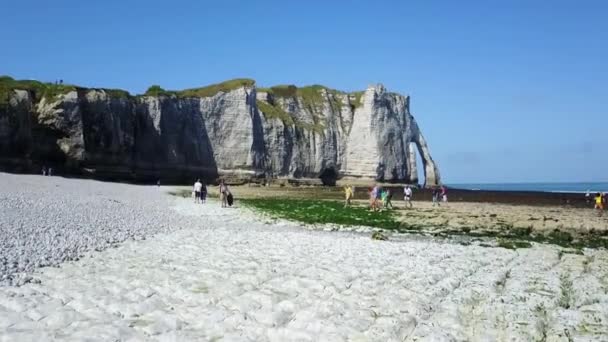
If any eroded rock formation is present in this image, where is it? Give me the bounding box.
[0,77,441,185]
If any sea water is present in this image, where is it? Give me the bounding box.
[448,182,608,193]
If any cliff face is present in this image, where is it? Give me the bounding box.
[0,78,440,185]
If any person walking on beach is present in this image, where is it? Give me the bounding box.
[42,166,47,176]
[373,185,383,211]
[369,185,379,211]
[441,185,448,203]
[585,190,591,204]
[219,180,228,208]
[383,189,393,209]
[193,179,202,203]
[404,185,413,209]
[344,185,354,208]
[368,186,375,211]
[594,192,604,216]
[201,182,207,204]
[432,186,440,207]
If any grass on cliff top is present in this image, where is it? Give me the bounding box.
[176,78,255,98]
[143,79,255,98]
[0,75,76,104]
[241,198,402,229]
[0,75,132,104]
[256,99,325,134]
[260,84,364,113]
[144,85,176,97]
[257,84,354,134]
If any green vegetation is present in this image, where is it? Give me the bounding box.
[350,91,365,109]
[261,84,348,133]
[262,83,356,116]
[0,75,76,104]
[240,198,403,230]
[497,239,532,250]
[241,196,608,250]
[294,120,325,134]
[0,75,134,104]
[176,78,255,98]
[256,98,325,134]
[446,224,608,250]
[102,88,131,99]
[256,100,294,125]
[297,85,341,114]
[264,85,298,98]
[144,85,175,97]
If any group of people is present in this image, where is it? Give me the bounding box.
[193,179,234,208]
[192,179,208,204]
[343,184,448,210]
[345,185,395,211]
[368,185,395,211]
[41,166,53,176]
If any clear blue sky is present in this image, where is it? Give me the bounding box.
[1,0,606,183]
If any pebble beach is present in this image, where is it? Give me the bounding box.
[1,173,607,341]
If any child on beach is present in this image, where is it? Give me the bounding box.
[595,193,604,216]
[344,185,354,208]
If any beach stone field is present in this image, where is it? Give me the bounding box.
[1,173,607,341]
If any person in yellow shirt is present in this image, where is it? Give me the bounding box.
[595,193,604,215]
[344,185,354,208]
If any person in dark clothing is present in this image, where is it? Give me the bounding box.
[201,183,208,203]
[432,186,440,207]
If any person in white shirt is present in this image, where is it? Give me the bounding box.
[193,179,202,203]
[404,185,413,208]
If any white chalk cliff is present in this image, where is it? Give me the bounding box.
[0,77,440,185]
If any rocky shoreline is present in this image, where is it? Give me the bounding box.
[0,172,202,286]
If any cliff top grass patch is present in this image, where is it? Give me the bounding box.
[101,88,131,99]
[264,85,298,98]
[256,100,294,125]
[241,198,402,229]
[0,75,76,104]
[262,84,365,115]
[144,85,176,97]
[257,99,325,134]
[176,78,255,98]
